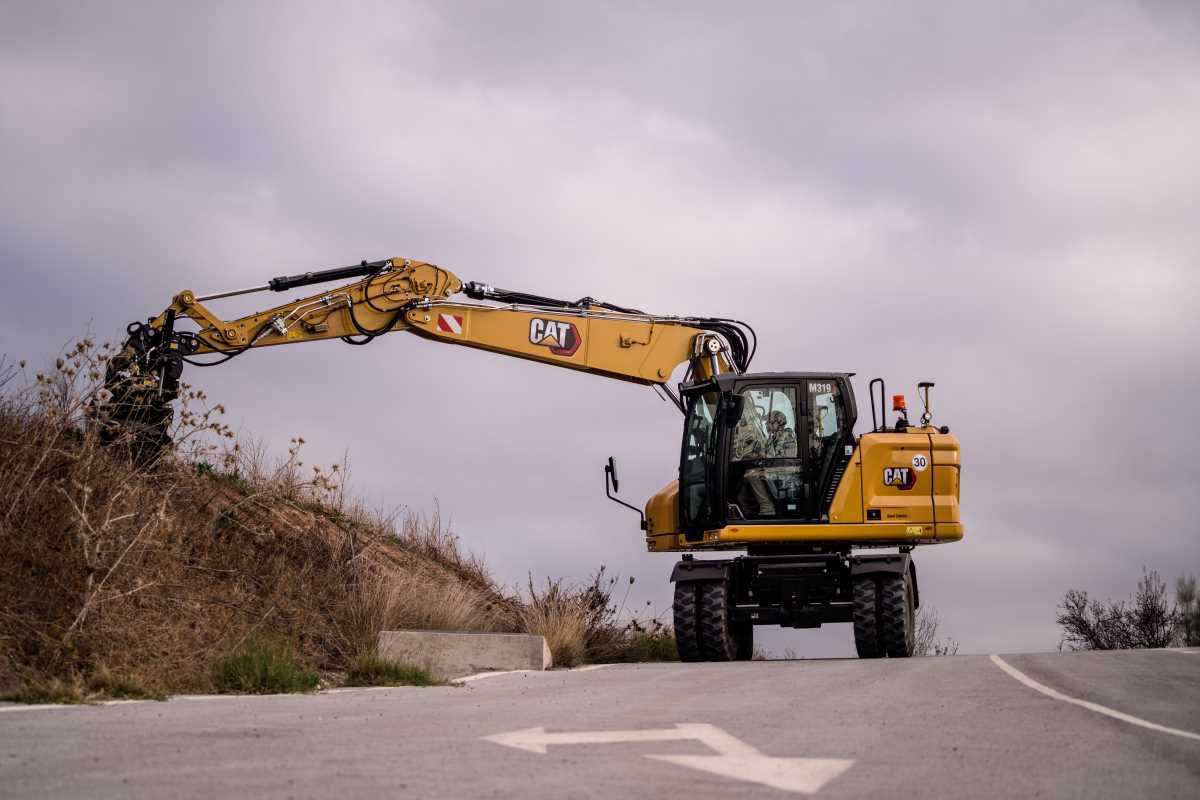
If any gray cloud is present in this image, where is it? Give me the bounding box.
[2,1,1198,655]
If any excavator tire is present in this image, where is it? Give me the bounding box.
[879,573,915,658]
[735,620,755,661]
[698,581,738,661]
[672,581,702,662]
[852,576,882,659]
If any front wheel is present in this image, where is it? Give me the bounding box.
[852,576,882,659]
[698,581,739,661]
[878,572,915,658]
[673,581,702,662]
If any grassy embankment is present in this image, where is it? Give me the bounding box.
[0,344,674,703]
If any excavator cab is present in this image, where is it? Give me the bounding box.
[679,372,856,539]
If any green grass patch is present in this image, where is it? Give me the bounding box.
[344,653,443,687]
[608,631,680,663]
[213,637,319,694]
[298,500,347,526]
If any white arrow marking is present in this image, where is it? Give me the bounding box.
[484,723,853,795]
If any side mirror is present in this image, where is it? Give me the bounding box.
[602,455,645,530]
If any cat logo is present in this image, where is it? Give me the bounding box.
[529,318,582,357]
[883,466,917,490]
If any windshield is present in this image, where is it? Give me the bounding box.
[681,391,719,527]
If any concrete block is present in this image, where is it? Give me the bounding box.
[377,630,552,679]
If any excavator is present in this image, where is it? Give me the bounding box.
[101,257,963,661]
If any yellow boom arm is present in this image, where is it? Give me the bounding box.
[146,257,742,385]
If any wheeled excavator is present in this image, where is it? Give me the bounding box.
[102,257,964,660]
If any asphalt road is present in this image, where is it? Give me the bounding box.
[2,649,1198,798]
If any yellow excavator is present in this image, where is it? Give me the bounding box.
[102,257,963,660]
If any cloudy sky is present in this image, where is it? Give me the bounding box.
[3,1,1198,656]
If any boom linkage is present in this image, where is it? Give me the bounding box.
[98,256,754,460]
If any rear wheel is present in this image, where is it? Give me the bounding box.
[735,620,755,661]
[879,572,915,658]
[673,581,702,662]
[698,581,739,661]
[852,576,881,659]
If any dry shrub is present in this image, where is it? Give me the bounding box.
[0,342,516,695]
[521,578,591,668]
[520,569,678,667]
[1057,568,1180,650]
[913,606,960,657]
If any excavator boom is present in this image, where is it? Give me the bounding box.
[100,257,752,454]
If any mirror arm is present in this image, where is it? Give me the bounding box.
[604,458,647,530]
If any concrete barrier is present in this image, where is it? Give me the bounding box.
[377,630,552,679]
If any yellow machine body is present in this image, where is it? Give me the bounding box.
[644,429,962,552]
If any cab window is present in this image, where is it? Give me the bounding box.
[808,381,843,463]
[680,391,719,526]
[730,386,801,520]
[732,387,798,460]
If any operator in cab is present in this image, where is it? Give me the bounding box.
[737,408,799,517]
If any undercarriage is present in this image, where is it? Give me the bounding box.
[671,548,918,660]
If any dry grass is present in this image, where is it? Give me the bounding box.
[0,344,516,697]
[522,569,679,667]
[521,578,592,668]
[0,343,673,699]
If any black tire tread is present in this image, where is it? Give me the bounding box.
[852,576,881,659]
[698,582,738,661]
[673,581,702,662]
[735,621,754,661]
[879,574,914,658]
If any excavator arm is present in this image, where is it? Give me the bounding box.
[101,257,754,455]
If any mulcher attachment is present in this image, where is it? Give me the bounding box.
[97,313,196,465]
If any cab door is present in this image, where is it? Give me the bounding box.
[724,383,806,521]
[679,389,722,539]
[804,378,855,520]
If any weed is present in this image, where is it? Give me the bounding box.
[1,676,88,705]
[521,577,590,667]
[212,637,319,694]
[606,620,679,663]
[344,653,442,687]
[86,669,165,700]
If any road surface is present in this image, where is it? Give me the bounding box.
[2,649,1198,798]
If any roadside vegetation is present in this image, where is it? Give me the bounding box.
[0,344,675,703]
[1056,568,1198,650]
[913,607,959,656]
[344,653,442,687]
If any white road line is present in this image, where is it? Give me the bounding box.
[0,698,152,714]
[453,664,612,684]
[1166,648,1199,656]
[989,654,1200,743]
[452,670,533,684]
[0,703,74,714]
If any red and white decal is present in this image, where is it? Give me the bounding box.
[437,313,464,335]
